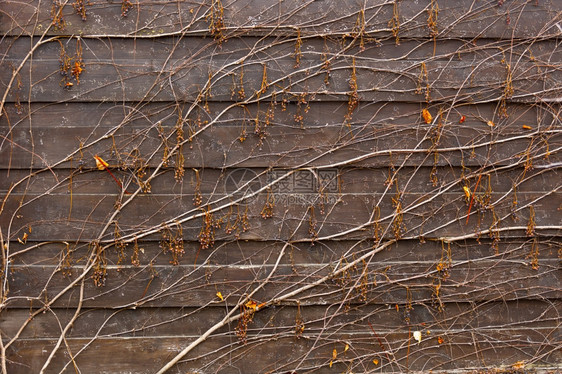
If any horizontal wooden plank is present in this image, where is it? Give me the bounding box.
[2,101,560,131]
[3,165,560,197]
[8,235,560,268]
[1,103,559,169]
[2,189,560,242]
[2,300,559,339]
[5,329,561,373]
[1,124,557,169]
[1,37,561,103]
[0,300,562,340]
[4,36,561,66]
[1,0,560,39]
[3,300,561,371]
[4,258,560,308]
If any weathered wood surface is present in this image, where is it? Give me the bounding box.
[5,239,561,308]
[2,300,559,338]
[1,0,561,373]
[1,101,559,169]
[8,238,561,267]
[5,259,560,308]
[1,0,561,39]
[3,166,559,196]
[3,189,560,241]
[2,101,559,132]
[5,329,560,374]
[2,37,561,103]
[1,124,557,168]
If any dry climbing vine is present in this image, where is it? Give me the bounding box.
[0,1,560,373]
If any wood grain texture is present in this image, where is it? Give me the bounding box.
[1,0,560,39]
[5,330,561,374]
[1,37,561,103]
[5,259,560,308]
[1,0,561,373]
[1,101,559,169]
[8,238,561,267]
[2,300,560,338]
[3,166,559,197]
[3,191,560,241]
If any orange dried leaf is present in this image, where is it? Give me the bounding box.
[522,125,532,130]
[245,299,257,311]
[487,120,495,127]
[373,359,379,365]
[437,336,444,344]
[512,361,525,370]
[344,344,349,353]
[216,291,223,301]
[332,348,337,359]
[422,109,433,124]
[72,61,84,78]
[459,115,466,123]
[18,232,28,244]
[94,155,109,170]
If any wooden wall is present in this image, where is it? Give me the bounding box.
[1,1,560,373]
